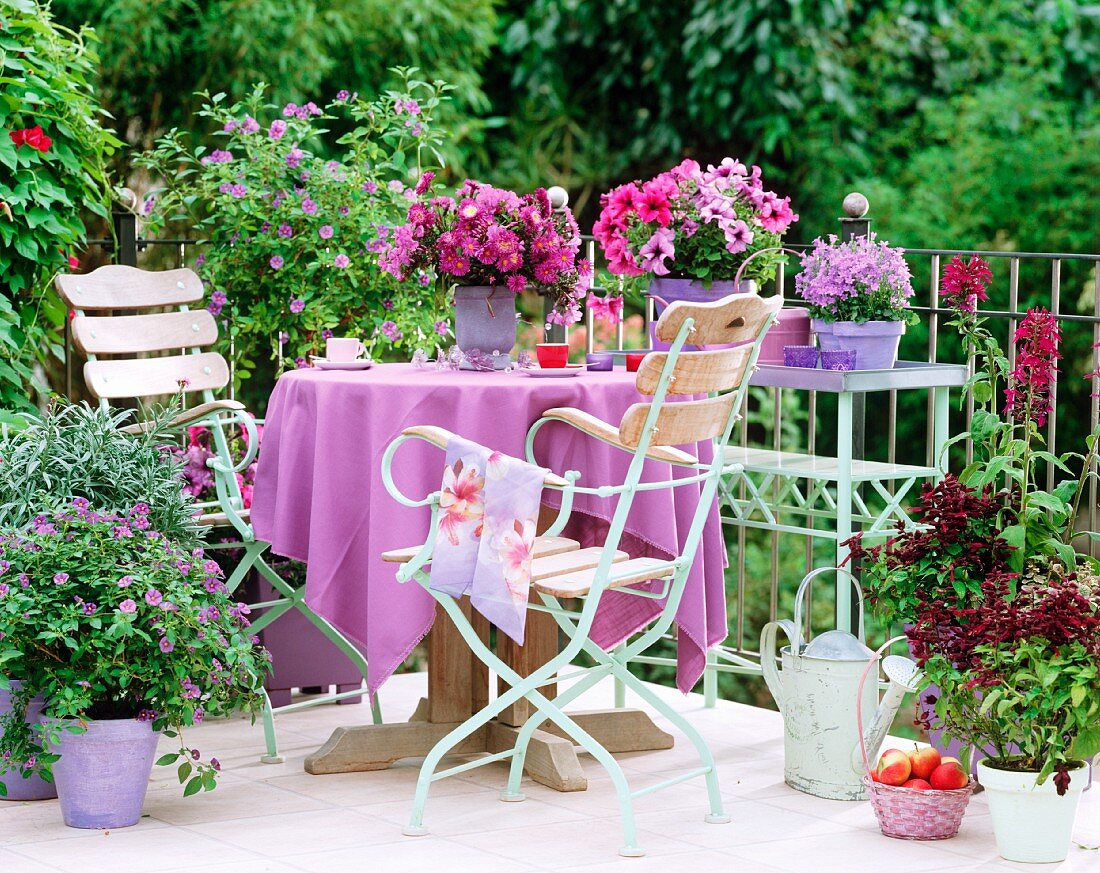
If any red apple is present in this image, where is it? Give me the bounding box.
[929,760,968,790]
[940,756,962,767]
[869,768,881,783]
[908,746,941,781]
[876,749,912,786]
[902,778,932,790]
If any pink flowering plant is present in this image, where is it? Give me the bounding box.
[380,178,591,325]
[0,502,270,797]
[176,421,261,510]
[137,69,453,381]
[794,233,916,324]
[592,157,798,291]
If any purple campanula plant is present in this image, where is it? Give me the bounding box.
[0,505,270,798]
[794,233,916,324]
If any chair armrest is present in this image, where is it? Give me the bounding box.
[400,425,572,488]
[119,399,246,435]
[535,408,700,467]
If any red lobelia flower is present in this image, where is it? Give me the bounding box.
[940,255,993,313]
[1003,308,1060,427]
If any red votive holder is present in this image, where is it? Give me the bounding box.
[536,343,569,368]
[625,352,646,373]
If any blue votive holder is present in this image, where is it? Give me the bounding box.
[821,349,857,371]
[586,352,614,371]
[783,345,819,368]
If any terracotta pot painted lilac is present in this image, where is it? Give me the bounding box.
[49,718,159,829]
[453,285,517,361]
[647,277,757,351]
[0,681,57,801]
[811,318,904,370]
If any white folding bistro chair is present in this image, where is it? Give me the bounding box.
[54,265,380,760]
[380,291,781,856]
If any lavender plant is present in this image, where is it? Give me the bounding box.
[0,504,270,796]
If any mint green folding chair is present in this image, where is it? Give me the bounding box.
[54,265,380,761]
[380,291,782,856]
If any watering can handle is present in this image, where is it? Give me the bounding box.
[732,246,804,287]
[760,619,799,711]
[855,635,909,778]
[792,567,866,644]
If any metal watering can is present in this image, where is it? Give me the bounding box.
[761,568,919,801]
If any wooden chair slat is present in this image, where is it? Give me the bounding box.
[635,345,754,396]
[619,395,737,448]
[540,408,700,466]
[73,310,219,355]
[55,265,205,310]
[654,293,783,346]
[84,352,229,400]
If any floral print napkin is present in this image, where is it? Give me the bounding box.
[429,434,547,645]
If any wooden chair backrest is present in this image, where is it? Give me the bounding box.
[621,293,781,448]
[54,265,227,402]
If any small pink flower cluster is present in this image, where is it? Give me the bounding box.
[940,255,993,314]
[593,157,797,280]
[1004,308,1061,428]
[380,178,591,325]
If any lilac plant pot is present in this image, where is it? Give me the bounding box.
[0,681,58,801]
[49,718,159,829]
[453,285,517,360]
[647,278,756,351]
[810,318,904,370]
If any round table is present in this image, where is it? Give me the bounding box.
[252,362,727,698]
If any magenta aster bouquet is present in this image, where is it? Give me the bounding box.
[794,233,916,324]
[592,157,798,288]
[380,179,591,325]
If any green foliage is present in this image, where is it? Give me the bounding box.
[137,74,453,384]
[51,0,497,168]
[0,0,120,416]
[0,401,203,544]
[0,507,269,795]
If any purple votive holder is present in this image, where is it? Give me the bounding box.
[586,352,613,371]
[821,349,857,371]
[783,345,819,368]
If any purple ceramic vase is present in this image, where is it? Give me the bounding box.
[811,319,904,370]
[50,718,159,828]
[0,681,58,801]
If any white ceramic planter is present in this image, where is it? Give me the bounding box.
[978,758,1088,863]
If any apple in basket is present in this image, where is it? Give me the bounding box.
[876,749,912,786]
[907,746,941,781]
[929,760,969,790]
[902,778,933,790]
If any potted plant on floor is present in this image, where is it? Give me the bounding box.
[592,158,798,349]
[854,256,1100,862]
[380,178,589,366]
[794,234,917,369]
[0,501,270,827]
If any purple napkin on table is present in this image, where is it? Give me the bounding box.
[429,434,547,645]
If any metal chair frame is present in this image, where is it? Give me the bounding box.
[54,265,381,762]
[380,293,780,856]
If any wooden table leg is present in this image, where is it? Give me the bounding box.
[496,607,558,727]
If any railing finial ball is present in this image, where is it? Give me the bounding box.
[842,192,869,218]
[116,187,139,211]
[547,186,569,211]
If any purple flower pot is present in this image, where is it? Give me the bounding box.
[49,718,159,829]
[782,345,819,368]
[821,349,857,371]
[647,278,756,351]
[454,285,516,364]
[811,319,904,370]
[0,681,57,801]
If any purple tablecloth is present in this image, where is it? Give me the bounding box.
[251,363,727,695]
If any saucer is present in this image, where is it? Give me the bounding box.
[311,357,372,371]
[519,365,585,378]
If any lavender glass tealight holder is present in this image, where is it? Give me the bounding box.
[586,352,613,371]
[821,349,857,371]
[783,345,819,368]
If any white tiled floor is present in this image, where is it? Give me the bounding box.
[1,671,1096,873]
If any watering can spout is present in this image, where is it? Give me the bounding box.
[760,619,799,712]
[854,654,922,774]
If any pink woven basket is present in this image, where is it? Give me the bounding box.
[857,637,975,841]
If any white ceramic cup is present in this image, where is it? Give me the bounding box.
[326,337,366,362]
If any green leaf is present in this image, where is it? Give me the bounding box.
[183,775,203,797]
[1070,726,1100,762]
[155,753,179,766]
